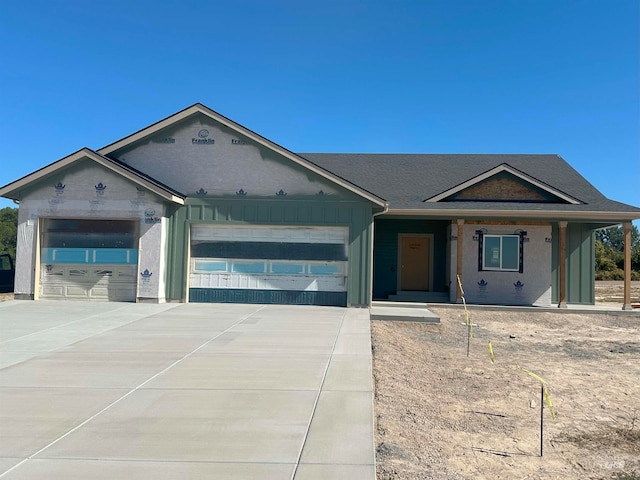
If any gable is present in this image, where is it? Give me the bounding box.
[0,148,184,204]
[99,104,386,206]
[443,171,567,203]
[19,158,164,205]
[425,164,582,205]
[108,114,356,199]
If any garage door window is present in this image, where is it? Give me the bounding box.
[42,219,138,264]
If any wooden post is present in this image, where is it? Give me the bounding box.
[456,219,464,302]
[558,221,567,308]
[623,222,632,310]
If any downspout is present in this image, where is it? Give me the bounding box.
[369,203,389,306]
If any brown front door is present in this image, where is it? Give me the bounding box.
[399,235,430,291]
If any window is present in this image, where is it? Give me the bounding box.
[478,233,523,272]
[42,219,137,249]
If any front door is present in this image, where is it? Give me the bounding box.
[399,235,430,291]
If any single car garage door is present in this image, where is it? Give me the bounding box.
[189,224,348,306]
[39,219,138,301]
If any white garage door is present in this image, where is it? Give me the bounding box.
[189,224,348,306]
[39,219,138,301]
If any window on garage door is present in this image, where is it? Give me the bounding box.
[189,225,349,306]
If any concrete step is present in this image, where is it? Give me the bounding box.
[387,291,450,303]
[371,301,429,309]
[369,306,440,324]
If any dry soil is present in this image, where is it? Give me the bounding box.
[373,286,640,479]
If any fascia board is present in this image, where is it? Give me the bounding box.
[425,164,582,205]
[98,104,386,207]
[386,208,640,222]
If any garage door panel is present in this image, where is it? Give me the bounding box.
[66,285,92,298]
[189,288,347,306]
[192,225,347,244]
[41,285,65,297]
[189,225,348,306]
[191,241,347,261]
[190,271,345,291]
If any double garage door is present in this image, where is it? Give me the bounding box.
[39,219,138,301]
[189,224,349,306]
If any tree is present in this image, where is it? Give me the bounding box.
[596,224,639,251]
[0,207,18,262]
[595,224,640,280]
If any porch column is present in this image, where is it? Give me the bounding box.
[623,222,633,310]
[456,219,464,302]
[558,221,567,308]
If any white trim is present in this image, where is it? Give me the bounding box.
[34,218,41,300]
[97,104,386,207]
[424,164,582,205]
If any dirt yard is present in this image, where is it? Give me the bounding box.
[373,288,640,479]
[0,293,13,302]
[596,281,640,307]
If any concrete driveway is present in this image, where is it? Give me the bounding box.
[0,301,375,479]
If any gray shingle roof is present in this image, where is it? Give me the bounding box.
[299,153,640,219]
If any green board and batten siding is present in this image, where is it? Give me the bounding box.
[164,198,374,306]
[551,222,596,305]
[373,218,449,300]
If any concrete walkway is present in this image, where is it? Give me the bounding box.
[0,301,375,479]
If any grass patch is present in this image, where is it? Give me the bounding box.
[566,427,640,455]
[610,472,640,480]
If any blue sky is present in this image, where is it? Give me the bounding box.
[1,0,638,222]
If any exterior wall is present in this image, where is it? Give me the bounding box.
[13,160,167,302]
[373,218,448,299]
[14,207,36,298]
[452,222,552,306]
[165,198,373,306]
[113,114,344,198]
[551,223,595,304]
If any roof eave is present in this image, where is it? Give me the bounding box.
[385,208,640,222]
